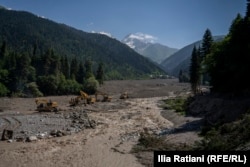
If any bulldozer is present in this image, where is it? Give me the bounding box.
[69,91,96,106]
[95,91,112,102]
[35,98,58,112]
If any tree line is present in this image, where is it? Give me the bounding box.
[0,7,165,81]
[188,0,250,95]
[0,44,104,97]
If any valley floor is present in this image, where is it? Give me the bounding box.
[0,79,201,167]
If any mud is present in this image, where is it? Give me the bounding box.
[0,79,202,167]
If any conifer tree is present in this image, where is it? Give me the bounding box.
[50,54,60,76]
[201,29,213,85]
[246,0,250,18]
[42,49,53,76]
[201,29,213,59]
[189,46,201,94]
[96,62,104,85]
[84,59,93,79]
[16,53,31,81]
[61,55,70,79]
[178,70,183,83]
[206,0,250,93]
[229,14,243,36]
[77,62,85,84]
[0,41,6,60]
[70,57,79,80]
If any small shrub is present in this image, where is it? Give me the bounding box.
[194,113,250,151]
[24,82,43,97]
[162,96,191,115]
[132,132,192,153]
[83,76,99,94]
[0,82,9,96]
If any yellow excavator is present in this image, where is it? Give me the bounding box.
[35,98,58,112]
[95,91,112,102]
[80,90,96,104]
[69,91,96,106]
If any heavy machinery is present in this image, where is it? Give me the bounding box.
[35,98,58,112]
[120,91,129,99]
[80,91,96,104]
[95,91,112,102]
[69,96,82,106]
[69,91,96,106]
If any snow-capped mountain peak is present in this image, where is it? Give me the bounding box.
[122,32,157,49]
[122,33,179,64]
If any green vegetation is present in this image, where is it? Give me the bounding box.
[0,46,100,96]
[188,29,213,94]
[187,0,250,150]
[178,69,189,83]
[194,113,250,151]
[162,96,190,115]
[190,1,250,94]
[136,0,250,153]
[0,7,165,97]
[83,76,99,94]
[0,7,165,86]
[189,46,201,94]
[131,131,191,152]
[191,0,250,150]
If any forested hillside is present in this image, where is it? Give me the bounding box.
[186,0,250,150]
[160,36,224,77]
[189,1,250,94]
[0,7,165,97]
[177,0,250,94]
[206,11,250,93]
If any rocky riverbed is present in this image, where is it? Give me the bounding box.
[0,79,202,167]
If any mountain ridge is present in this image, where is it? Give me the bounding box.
[0,8,165,79]
[122,33,178,64]
[160,35,225,76]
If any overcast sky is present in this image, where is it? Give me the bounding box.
[0,0,246,49]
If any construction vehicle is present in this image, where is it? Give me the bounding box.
[35,98,58,112]
[95,91,112,102]
[80,91,96,104]
[69,96,82,106]
[69,91,96,106]
[120,91,129,99]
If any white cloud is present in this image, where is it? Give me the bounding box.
[98,31,112,38]
[87,22,94,27]
[90,31,113,38]
[129,32,158,43]
[37,15,46,19]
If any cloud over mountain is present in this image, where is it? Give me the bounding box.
[123,33,158,48]
[91,31,113,38]
[122,33,178,64]
[128,33,158,43]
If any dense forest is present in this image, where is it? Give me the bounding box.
[0,7,165,97]
[188,0,250,95]
[0,45,104,96]
[187,0,250,150]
